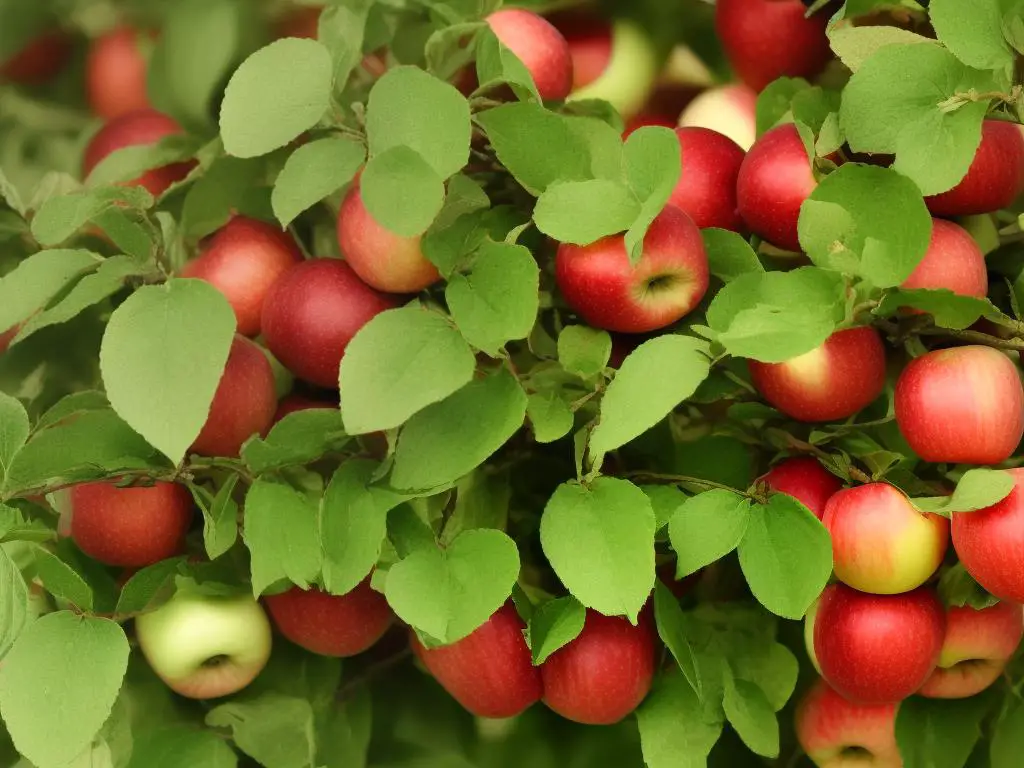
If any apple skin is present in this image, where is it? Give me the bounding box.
[715,0,832,92]
[86,26,153,119]
[796,678,902,768]
[678,84,759,151]
[336,186,441,294]
[540,609,656,725]
[70,481,193,567]
[181,217,303,337]
[261,258,399,389]
[0,29,72,85]
[747,326,887,423]
[264,580,394,657]
[135,591,273,700]
[822,483,950,595]
[82,109,196,197]
[271,393,337,425]
[485,9,573,102]
[814,583,945,704]
[894,345,1024,465]
[191,335,277,458]
[761,456,843,520]
[736,122,816,252]
[919,601,1024,699]
[555,205,709,334]
[668,127,746,232]
[0,325,17,354]
[901,218,988,301]
[410,601,542,719]
[925,120,1024,217]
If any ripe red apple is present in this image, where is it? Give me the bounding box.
[919,601,1024,699]
[796,679,901,768]
[485,9,573,102]
[679,84,759,151]
[261,259,398,389]
[823,483,950,595]
[69,480,193,567]
[736,122,816,252]
[555,205,709,334]
[82,109,195,197]
[271,393,337,425]
[540,609,656,725]
[411,601,542,718]
[925,120,1024,217]
[0,29,72,85]
[264,580,394,657]
[814,583,945,704]
[901,218,988,303]
[894,345,1024,465]
[761,456,843,520]
[0,325,17,354]
[667,127,745,231]
[747,326,887,423]
[86,26,154,119]
[191,335,277,458]
[623,113,677,138]
[715,0,832,92]
[181,217,303,337]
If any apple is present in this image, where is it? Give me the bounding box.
[261,258,399,389]
[822,483,950,595]
[918,601,1024,699]
[181,217,303,337]
[747,326,887,423]
[135,590,273,699]
[761,456,843,520]
[900,218,988,302]
[796,678,901,768]
[82,109,196,197]
[924,120,1024,217]
[485,9,573,102]
[0,29,72,85]
[814,583,945,704]
[69,480,193,567]
[678,84,759,151]
[336,186,441,294]
[86,26,154,119]
[715,0,832,92]
[894,345,1024,465]
[951,467,1024,603]
[804,597,822,674]
[623,113,678,138]
[0,325,17,354]
[264,580,394,657]
[191,335,277,458]
[271,393,337,425]
[668,127,746,231]
[410,601,542,718]
[736,122,816,252]
[555,204,709,334]
[540,609,656,725]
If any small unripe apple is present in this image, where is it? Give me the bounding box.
[678,84,758,151]
[0,29,72,85]
[900,218,988,303]
[86,26,154,119]
[761,456,842,520]
[796,679,901,768]
[485,9,573,102]
[668,127,746,231]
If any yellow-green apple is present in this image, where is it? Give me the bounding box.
[900,218,988,302]
[261,258,399,388]
[822,483,949,594]
[952,468,1024,602]
[919,601,1024,699]
[70,480,193,567]
[410,601,542,718]
[747,326,887,423]
[736,122,817,252]
[668,127,746,231]
[796,678,902,768]
[554,205,709,333]
[805,597,822,674]
[1,29,72,85]
[814,583,945,704]
[485,9,573,102]
[181,217,303,337]
[894,346,1024,465]
[924,120,1024,217]
[761,456,843,520]
[715,0,832,92]
[679,84,759,151]
[86,25,154,119]
[135,590,273,699]
[336,185,441,294]
[540,609,656,725]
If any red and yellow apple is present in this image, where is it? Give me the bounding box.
[796,678,902,768]
[86,25,154,119]
[668,127,746,232]
[761,457,843,520]
[485,9,573,102]
[901,218,988,301]
[678,84,758,151]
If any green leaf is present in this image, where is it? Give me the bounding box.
[243,478,323,597]
[440,470,511,547]
[192,476,240,560]
[526,596,586,665]
[340,307,476,434]
[475,26,540,102]
[756,78,812,135]
[31,187,152,246]
[0,249,99,336]
[828,25,934,73]
[702,229,764,283]
[526,391,575,444]
[992,698,1024,768]
[114,557,185,618]
[669,490,750,578]
[637,670,723,768]
[100,279,236,465]
[127,727,238,768]
[0,612,130,768]
[653,581,702,700]
[732,643,800,712]
[914,468,1015,518]
[643,485,687,531]
[206,693,316,768]
[0,545,28,660]
[318,0,372,87]
[241,408,349,474]
[540,477,656,622]
[558,325,612,379]
[723,670,780,758]
[0,393,29,487]
[220,38,333,158]
[874,289,998,330]
[896,695,991,768]
[533,180,640,244]
[930,0,1016,72]
[272,136,366,227]
[85,136,199,189]
[32,547,94,610]
[361,146,445,237]
[623,126,682,262]
[181,156,264,239]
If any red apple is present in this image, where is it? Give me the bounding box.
[747,326,887,423]
[901,217,988,304]
[0,325,16,354]
[761,456,843,520]
[271,393,337,425]
[70,480,193,567]
[261,258,399,388]
[823,483,950,595]
[919,601,1023,699]
[540,609,656,725]
[796,679,901,768]
[191,335,277,458]
[86,26,154,119]
[555,205,709,334]
[551,11,609,90]
[925,120,1024,217]
[623,113,677,138]
[894,345,1024,465]
[485,9,573,102]
[668,127,745,231]
[181,217,303,337]
[0,29,72,85]
[736,122,816,252]
[411,601,542,718]
[814,583,945,704]
[679,84,759,151]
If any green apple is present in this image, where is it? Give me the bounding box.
[566,20,660,121]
